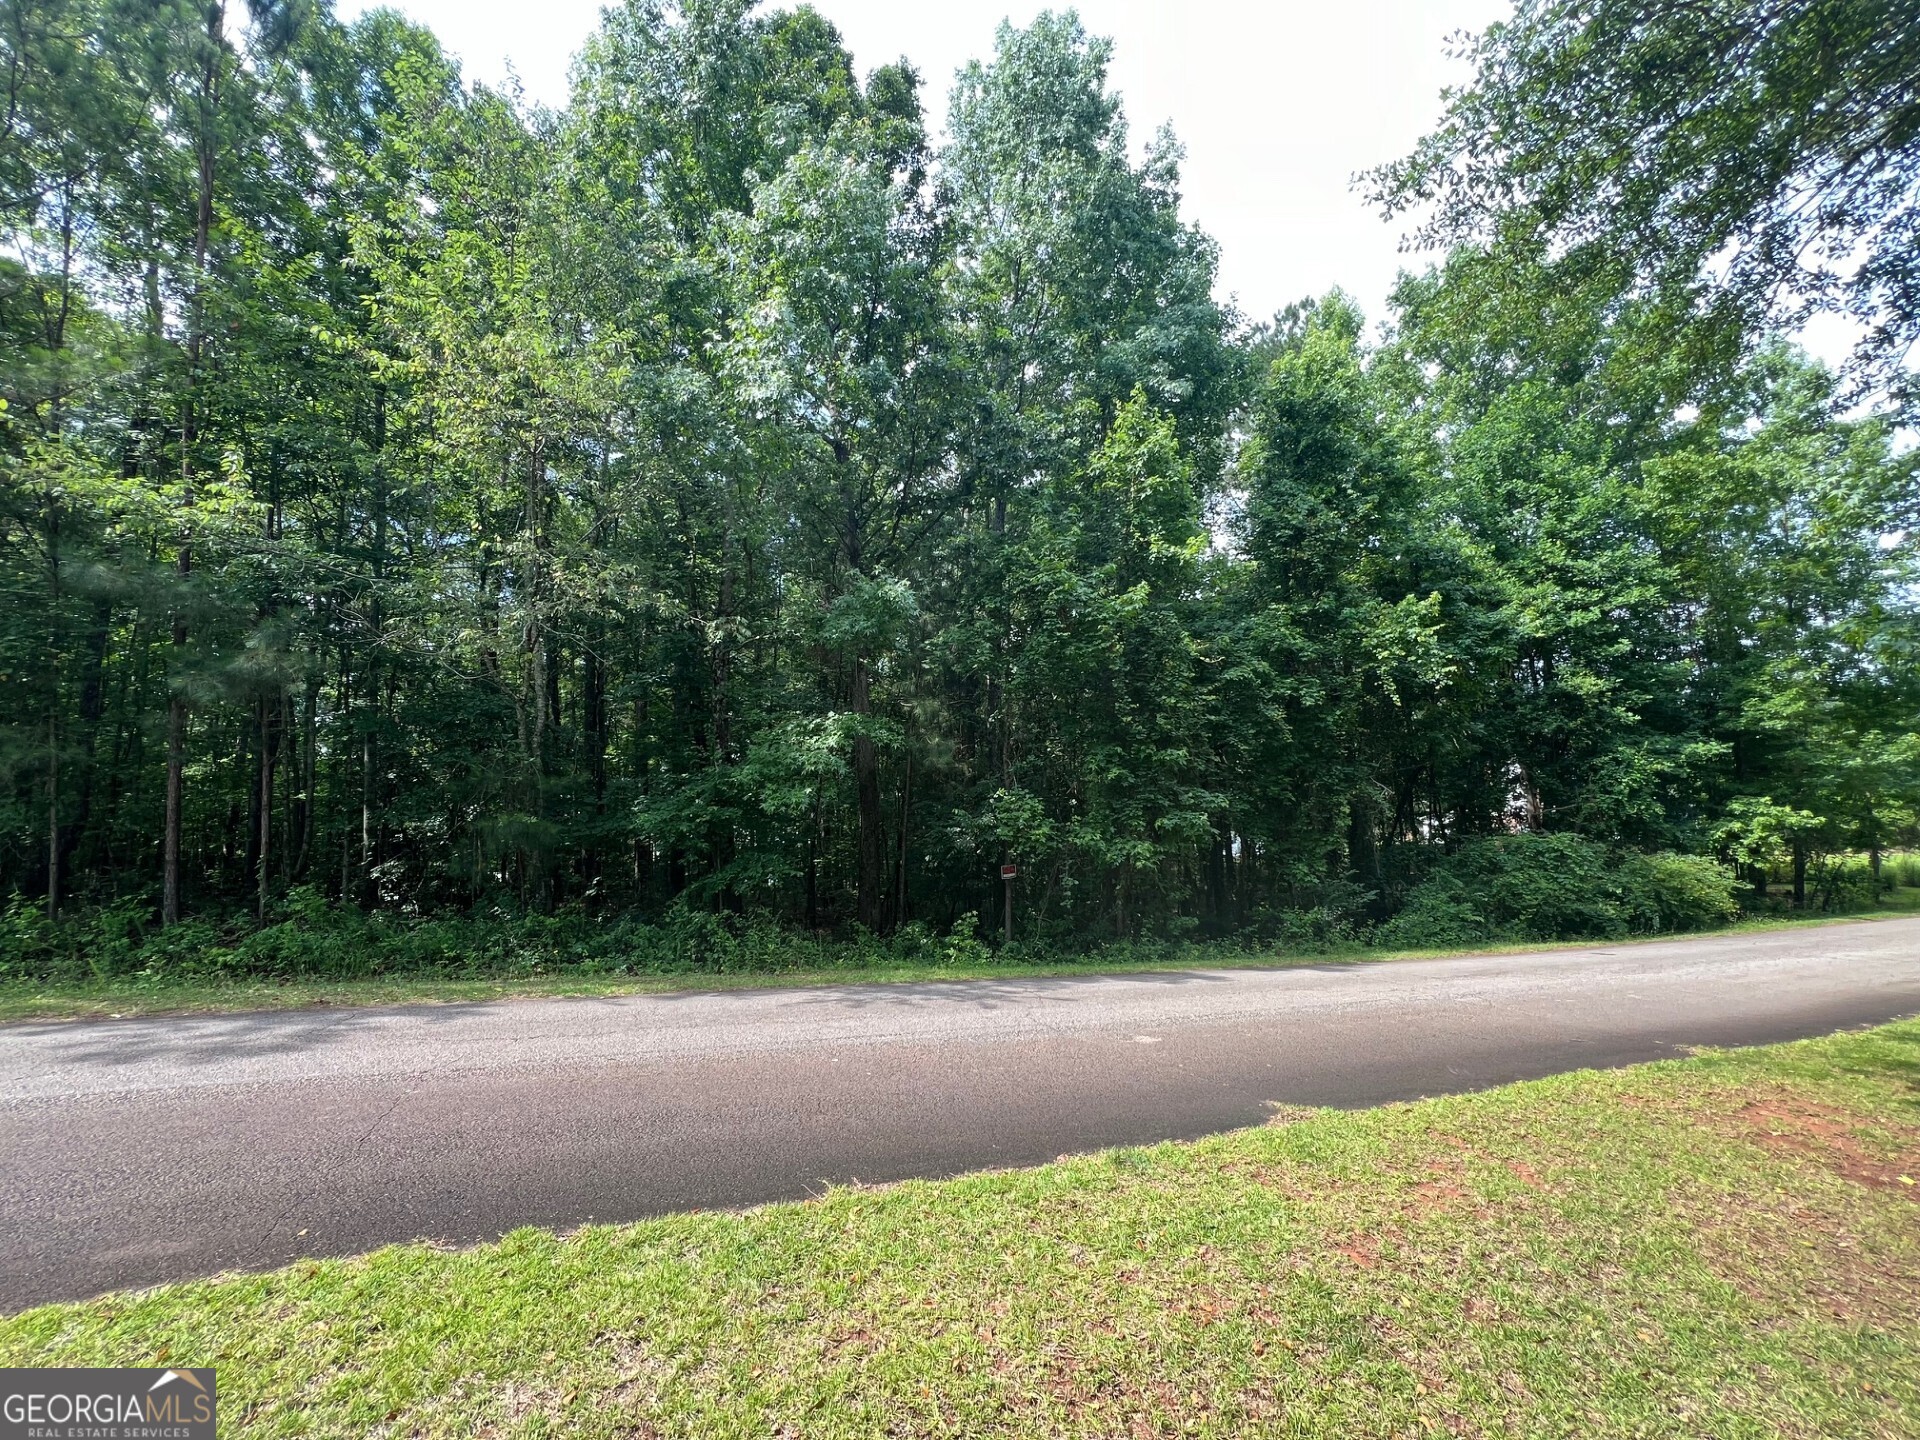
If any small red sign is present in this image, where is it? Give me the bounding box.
[1000,864,1018,879]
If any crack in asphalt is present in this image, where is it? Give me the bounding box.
[241,1082,416,1268]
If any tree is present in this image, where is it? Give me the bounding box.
[722,129,957,929]
[1371,0,1920,408]
[3,0,1914,956]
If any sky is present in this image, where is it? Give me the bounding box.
[335,0,1513,331]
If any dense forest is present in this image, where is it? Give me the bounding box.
[2,0,1917,974]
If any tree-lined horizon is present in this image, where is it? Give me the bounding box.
[3,0,1916,950]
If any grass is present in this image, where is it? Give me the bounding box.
[3,892,1918,1025]
[4,1022,1919,1437]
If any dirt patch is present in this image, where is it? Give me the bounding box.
[1506,1161,1545,1189]
[823,1324,880,1358]
[1730,1097,1920,1199]
[1680,1092,1920,1330]
[1264,1104,1323,1127]
[1687,1185,1920,1329]
[1335,1236,1381,1269]
[1396,1152,1477,1217]
[1407,1180,1472,1214]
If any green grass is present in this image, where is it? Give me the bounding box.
[3,894,1918,1026]
[5,1022,1919,1437]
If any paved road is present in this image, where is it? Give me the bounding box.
[4,919,1918,1309]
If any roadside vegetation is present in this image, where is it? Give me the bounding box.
[3,0,1918,991]
[4,843,1916,1023]
[6,1021,1917,1436]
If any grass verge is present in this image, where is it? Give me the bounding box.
[4,1022,1919,1436]
[2,898,1917,1025]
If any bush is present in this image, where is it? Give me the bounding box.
[0,891,1026,987]
[1378,834,1623,946]
[1375,882,1490,950]
[0,839,1750,989]
[1618,852,1741,932]
[0,894,57,979]
[0,894,161,980]
[1793,853,1911,910]
[1378,835,1740,948]
[1245,901,1367,953]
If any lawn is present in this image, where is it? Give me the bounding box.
[3,1021,1917,1437]
[4,898,1917,1026]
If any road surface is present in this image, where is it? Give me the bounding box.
[4,918,1917,1309]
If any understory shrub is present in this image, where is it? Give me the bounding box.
[0,842,1766,988]
[1378,834,1740,948]
[1791,853,1907,911]
[1617,852,1742,932]
[0,891,1023,985]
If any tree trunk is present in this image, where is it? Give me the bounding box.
[1205,830,1229,935]
[164,0,223,925]
[805,794,820,931]
[583,644,606,889]
[256,697,275,924]
[585,647,607,806]
[852,658,887,932]
[55,602,111,891]
[42,184,76,919]
[361,393,389,907]
[894,750,912,930]
[46,713,58,919]
[360,725,375,902]
[524,445,553,910]
[163,692,186,923]
[45,499,59,918]
[293,670,317,878]
[1347,794,1380,899]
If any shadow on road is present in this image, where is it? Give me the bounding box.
[774,968,1243,1012]
[21,1000,487,1068]
[17,954,1387,1065]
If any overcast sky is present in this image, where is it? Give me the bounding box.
[336,0,1512,330]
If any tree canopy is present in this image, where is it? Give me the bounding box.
[1369,0,1920,408]
[1,0,1915,958]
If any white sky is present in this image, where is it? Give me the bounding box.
[337,0,1512,330]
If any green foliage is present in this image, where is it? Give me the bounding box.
[1382,835,1622,946]
[1380,836,1741,948]
[0,882,1080,986]
[1371,0,1920,407]
[1712,797,1823,875]
[1615,852,1743,934]
[0,0,1915,965]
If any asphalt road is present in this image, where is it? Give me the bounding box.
[4,918,1918,1309]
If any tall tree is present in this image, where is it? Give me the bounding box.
[1370,0,1920,408]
